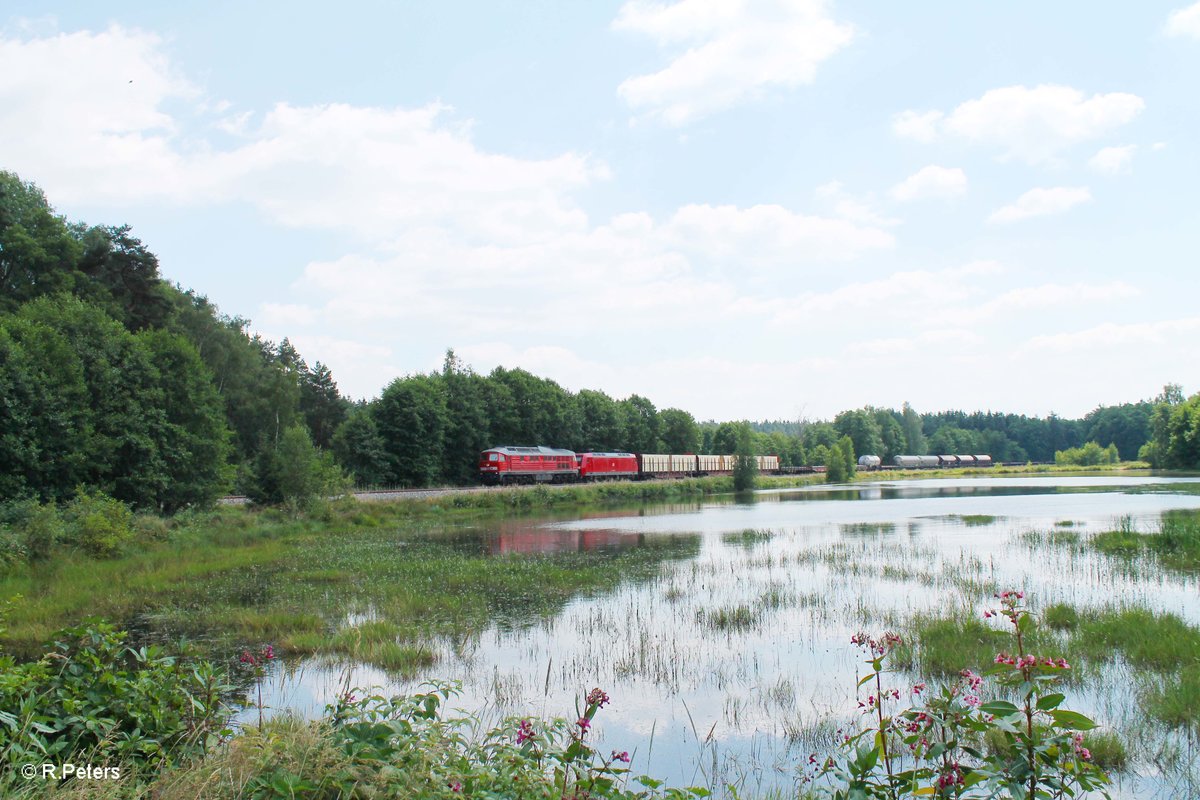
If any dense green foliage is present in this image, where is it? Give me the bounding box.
[731,422,757,492]
[1055,441,1120,467]
[0,619,230,788]
[1140,387,1200,470]
[0,170,347,510]
[0,169,1185,508]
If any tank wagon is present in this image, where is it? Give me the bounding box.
[891,454,993,469]
[478,446,780,485]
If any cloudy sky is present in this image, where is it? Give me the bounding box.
[2,1,1198,421]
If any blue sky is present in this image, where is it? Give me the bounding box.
[2,1,1198,420]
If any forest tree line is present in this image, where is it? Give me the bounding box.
[2,170,1198,511]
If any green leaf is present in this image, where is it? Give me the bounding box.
[1049,710,1098,730]
[1036,692,1065,711]
[980,700,1020,716]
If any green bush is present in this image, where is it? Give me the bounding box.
[152,683,710,800]
[0,526,25,569]
[21,502,64,561]
[62,489,134,557]
[0,621,232,783]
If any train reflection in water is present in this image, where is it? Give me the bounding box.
[485,527,646,556]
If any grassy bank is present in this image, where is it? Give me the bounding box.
[0,493,710,667]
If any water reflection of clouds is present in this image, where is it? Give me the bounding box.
[256,476,1200,797]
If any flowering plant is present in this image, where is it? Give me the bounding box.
[812,593,1110,798]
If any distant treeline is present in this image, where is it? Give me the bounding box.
[2,170,1198,511]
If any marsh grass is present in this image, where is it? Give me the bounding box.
[0,505,701,665]
[696,603,762,631]
[1088,510,1200,572]
[721,529,775,548]
[1043,603,1080,631]
[897,614,1013,675]
[1147,664,1200,729]
[1070,607,1200,671]
[839,522,896,537]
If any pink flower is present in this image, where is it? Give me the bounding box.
[586,687,610,708]
[449,780,462,792]
[517,719,535,744]
[576,717,591,732]
[911,682,926,695]
[611,750,630,762]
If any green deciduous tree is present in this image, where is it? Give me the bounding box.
[1084,402,1151,464]
[901,402,926,455]
[659,408,700,454]
[375,375,449,486]
[0,172,83,313]
[1143,391,1200,470]
[620,394,661,453]
[0,314,90,501]
[332,407,391,488]
[440,350,492,484]
[732,423,757,492]
[249,424,347,511]
[834,409,884,460]
[576,389,624,451]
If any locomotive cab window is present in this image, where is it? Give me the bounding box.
[488,453,499,462]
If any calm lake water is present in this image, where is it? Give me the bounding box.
[255,474,1200,798]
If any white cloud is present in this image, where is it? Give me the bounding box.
[1025,317,1200,352]
[663,202,895,263]
[987,187,1092,224]
[815,181,901,226]
[890,165,967,202]
[0,26,603,245]
[0,25,198,203]
[757,263,1001,327]
[977,281,1138,316]
[1088,145,1136,175]
[890,110,943,143]
[894,85,1144,164]
[613,0,854,125]
[1166,2,1200,38]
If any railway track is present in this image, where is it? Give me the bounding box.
[218,485,496,505]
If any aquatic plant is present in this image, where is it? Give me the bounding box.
[809,592,1110,798]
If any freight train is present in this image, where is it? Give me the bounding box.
[477,445,781,486]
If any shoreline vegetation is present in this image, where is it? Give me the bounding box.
[2,467,1197,798]
[0,461,1165,655]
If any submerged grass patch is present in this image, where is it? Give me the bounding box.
[1088,510,1200,572]
[1146,664,1200,729]
[721,529,775,548]
[897,614,1014,676]
[696,603,761,631]
[1070,607,1200,671]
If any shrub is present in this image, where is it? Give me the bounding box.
[153,683,711,799]
[62,490,134,557]
[0,526,25,569]
[21,502,65,561]
[0,621,233,783]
